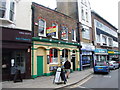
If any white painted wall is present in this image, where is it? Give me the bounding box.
[0,0,32,31]
[15,0,32,31]
[77,0,92,27]
[94,19,118,48]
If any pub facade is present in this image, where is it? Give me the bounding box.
[31,2,81,78]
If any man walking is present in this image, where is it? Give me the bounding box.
[64,60,71,79]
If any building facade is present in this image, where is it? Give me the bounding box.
[57,0,95,70]
[32,2,80,78]
[1,0,32,80]
[91,11,119,64]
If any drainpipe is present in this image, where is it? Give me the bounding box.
[75,1,82,71]
[31,4,35,78]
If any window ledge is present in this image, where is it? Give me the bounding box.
[72,40,77,42]
[52,37,58,39]
[0,18,14,24]
[62,39,68,41]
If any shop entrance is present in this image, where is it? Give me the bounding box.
[2,51,11,80]
[37,56,43,76]
[72,57,76,71]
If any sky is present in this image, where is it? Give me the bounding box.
[32,0,119,29]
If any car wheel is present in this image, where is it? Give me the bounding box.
[94,71,97,74]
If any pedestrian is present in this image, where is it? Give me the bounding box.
[64,60,71,79]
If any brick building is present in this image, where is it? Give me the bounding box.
[31,2,81,78]
[57,0,95,70]
[91,11,119,63]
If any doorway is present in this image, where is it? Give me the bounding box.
[37,56,43,76]
[72,57,76,71]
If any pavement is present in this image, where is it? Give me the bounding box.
[2,68,93,89]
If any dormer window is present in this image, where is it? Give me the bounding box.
[0,0,6,18]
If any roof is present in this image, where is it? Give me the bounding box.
[91,10,118,30]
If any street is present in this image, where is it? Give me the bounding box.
[72,69,119,89]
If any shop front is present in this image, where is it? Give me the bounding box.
[94,48,108,64]
[80,43,95,70]
[2,27,32,81]
[32,37,80,78]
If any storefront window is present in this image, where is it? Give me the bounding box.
[49,48,58,64]
[61,49,68,63]
[11,51,26,74]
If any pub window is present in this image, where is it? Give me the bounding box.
[72,29,76,41]
[38,19,46,37]
[61,49,68,63]
[52,23,58,39]
[49,48,58,64]
[9,0,15,21]
[0,0,6,18]
[61,25,68,40]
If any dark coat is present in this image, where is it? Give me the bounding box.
[64,60,71,69]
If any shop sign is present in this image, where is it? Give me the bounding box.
[2,27,32,43]
[46,26,56,36]
[108,50,120,55]
[81,43,95,51]
[95,49,107,53]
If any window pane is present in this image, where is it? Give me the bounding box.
[52,23,57,37]
[38,19,45,35]
[50,49,58,63]
[61,26,68,39]
[0,0,6,18]
[9,2,14,21]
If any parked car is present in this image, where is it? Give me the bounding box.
[109,61,119,70]
[112,58,120,67]
[94,61,110,74]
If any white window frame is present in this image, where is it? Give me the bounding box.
[38,19,46,37]
[81,8,85,20]
[102,34,107,45]
[0,0,6,18]
[86,11,88,22]
[49,48,58,64]
[97,34,100,43]
[108,37,113,47]
[52,23,58,39]
[9,0,15,21]
[82,28,90,40]
[61,25,68,40]
[72,29,76,41]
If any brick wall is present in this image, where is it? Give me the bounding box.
[32,2,79,43]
